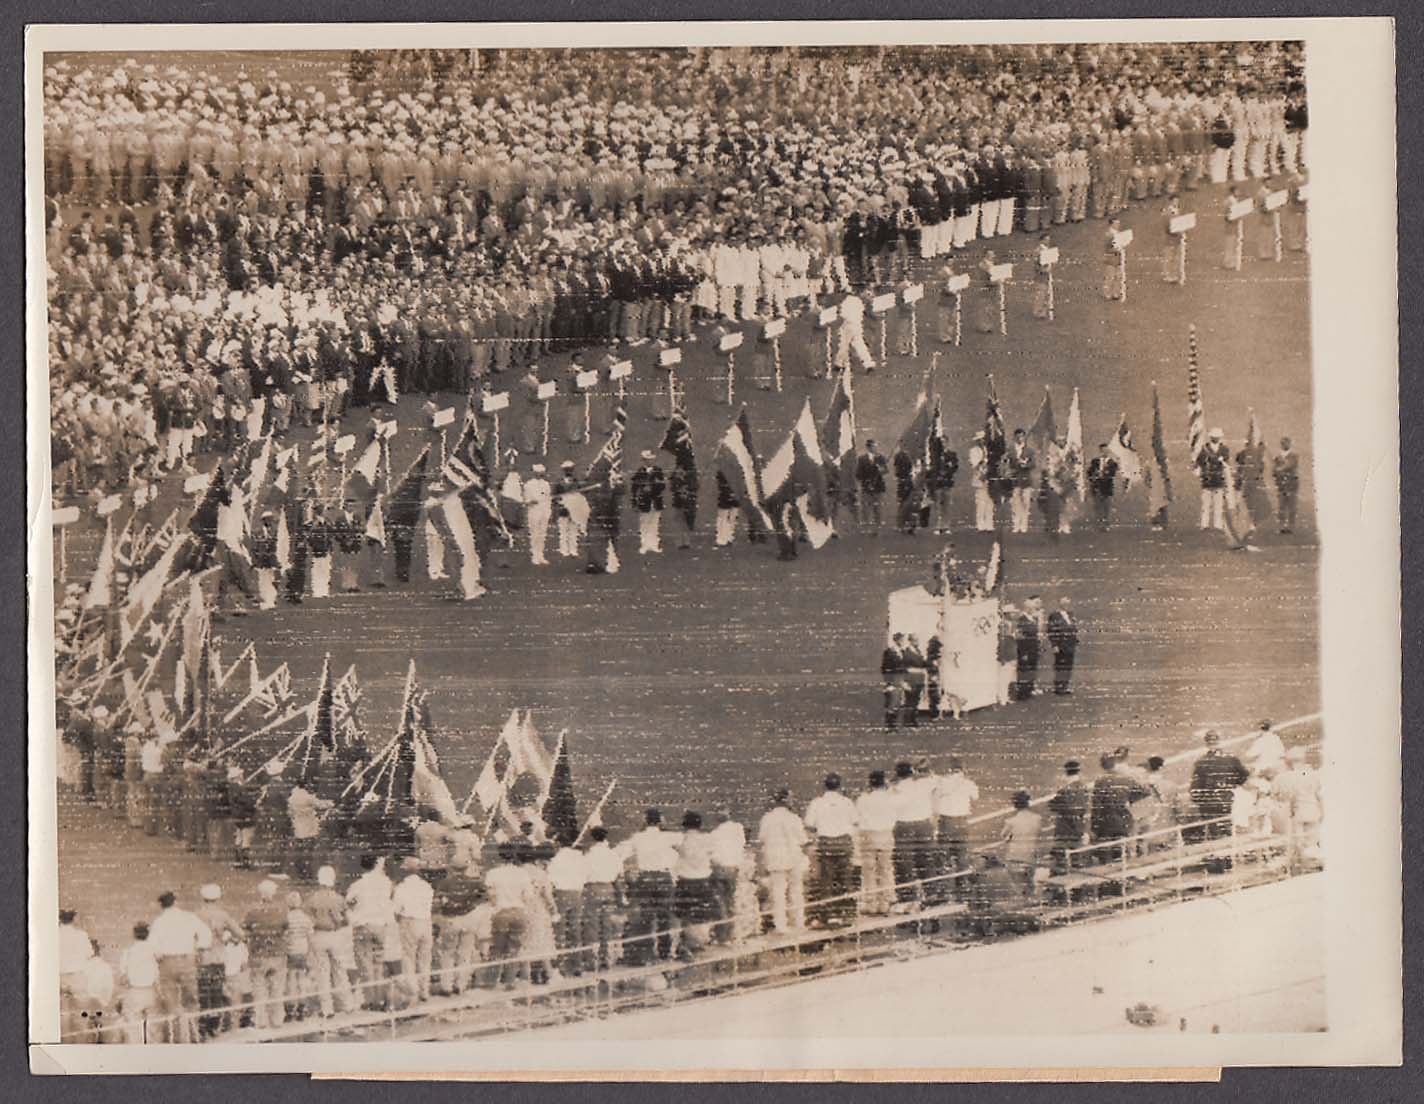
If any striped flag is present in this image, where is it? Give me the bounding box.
[1065,387,1086,501]
[1187,325,1206,465]
[714,406,773,530]
[762,399,834,548]
[659,407,699,530]
[1109,414,1143,490]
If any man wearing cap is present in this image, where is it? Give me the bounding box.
[306,865,358,1018]
[1189,730,1249,840]
[968,430,996,531]
[803,774,860,928]
[1048,760,1091,874]
[149,890,213,1042]
[522,462,553,566]
[630,450,666,555]
[1196,428,1231,530]
[194,883,242,1040]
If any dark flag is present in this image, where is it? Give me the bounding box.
[584,405,627,569]
[985,375,1009,503]
[541,731,579,848]
[1029,387,1057,456]
[1148,382,1173,526]
[659,408,699,530]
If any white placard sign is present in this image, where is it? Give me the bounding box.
[1039,247,1060,265]
[902,283,925,305]
[1169,213,1198,234]
[989,263,1014,284]
[817,305,839,327]
[1228,198,1255,221]
[183,473,211,494]
[609,360,633,381]
[576,370,600,390]
[945,273,971,293]
[870,292,897,314]
[52,505,81,526]
[659,347,684,367]
[716,333,742,354]
[334,434,356,456]
[482,391,510,414]
[97,494,123,517]
[762,318,787,340]
[536,380,558,401]
[1264,189,1288,211]
[1112,229,1134,250]
[431,407,456,428]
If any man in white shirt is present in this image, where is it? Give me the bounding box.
[547,844,589,975]
[707,811,747,944]
[286,782,329,883]
[148,889,213,1043]
[483,843,533,987]
[523,463,553,565]
[757,789,809,933]
[118,921,160,1043]
[854,770,898,915]
[618,808,679,965]
[580,827,625,970]
[891,761,937,907]
[344,853,395,1010]
[391,857,434,1004]
[804,773,860,927]
[932,757,980,902]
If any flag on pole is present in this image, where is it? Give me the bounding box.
[985,376,1007,495]
[575,779,618,845]
[584,405,628,566]
[1065,387,1086,501]
[762,398,834,548]
[713,406,773,531]
[1148,383,1173,524]
[1186,325,1206,465]
[820,366,857,508]
[1109,414,1144,490]
[540,730,579,847]
[1029,387,1057,456]
[332,665,366,753]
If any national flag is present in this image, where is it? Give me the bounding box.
[188,464,226,548]
[508,709,555,791]
[540,730,579,847]
[1065,387,1086,501]
[713,406,773,531]
[584,405,628,552]
[762,399,834,548]
[179,573,209,679]
[387,446,431,535]
[466,709,520,816]
[1029,387,1057,456]
[575,779,617,845]
[1186,325,1206,465]
[221,660,295,728]
[1148,383,1174,521]
[985,376,1007,490]
[1109,414,1143,490]
[448,403,490,482]
[424,485,487,600]
[369,359,399,406]
[659,409,699,530]
[332,665,366,753]
[83,519,115,611]
[820,367,857,505]
[312,654,336,753]
[119,534,187,651]
[441,447,513,550]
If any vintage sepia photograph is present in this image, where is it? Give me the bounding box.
[25,18,1399,1076]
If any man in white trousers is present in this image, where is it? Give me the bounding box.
[758,789,808,934]
[968,431,996,531]
[834,291,876,373]
[522,463,552,565]
[630,451,665,555]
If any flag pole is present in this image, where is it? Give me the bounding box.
[573,778,618,846]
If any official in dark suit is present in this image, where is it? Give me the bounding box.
[1047,761,1090,873]
[1012,597,1042,700]
[855,439,888,531]
[1046,600,1079,695]
[1189,731,1250,840]
[1086,444,1119,531]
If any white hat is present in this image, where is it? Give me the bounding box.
[640,450,655,461]
[257,879,278,899]
[200,883,221,901]
[531,463,546,475]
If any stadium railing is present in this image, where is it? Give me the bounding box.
[93,795,1317,1045]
